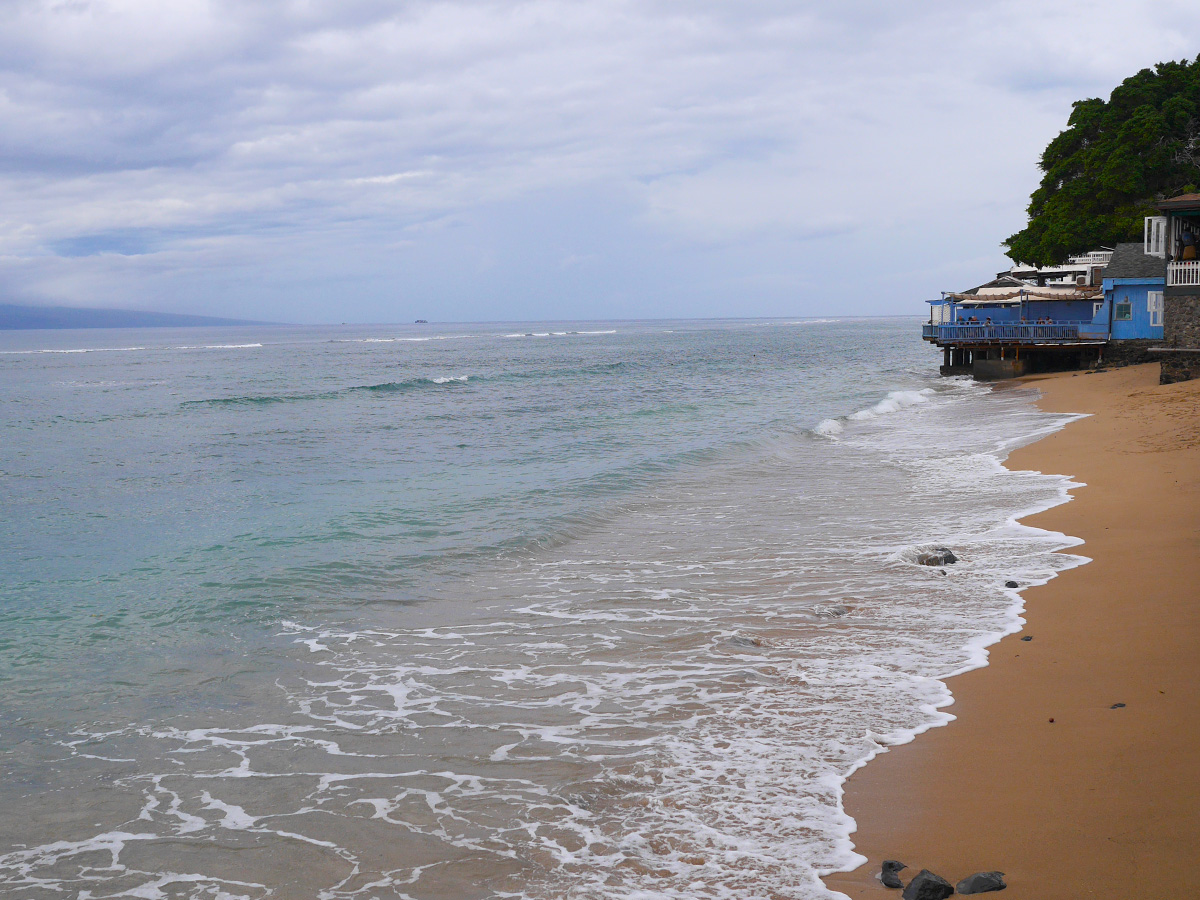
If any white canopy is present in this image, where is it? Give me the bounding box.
[943,287,1101,304]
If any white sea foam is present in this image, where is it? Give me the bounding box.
[813,387,937,439]
[2,342,264,355]
[200,793,259,830]
[0,346,149,354]
[332,334,473,343]
[174,343,263,350]
[848,388,934,420]
[430,375,469,384]
[503,329,617,338]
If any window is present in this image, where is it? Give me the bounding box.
[1145,216,1167,258]
[1115,301,1133,321]
[1148,291,1164,327]
[1093,302,1104,318]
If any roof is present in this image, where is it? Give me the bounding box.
[1156,193,1200,212]
[942,283,1102,305]
[929,274,1101,305]
[959,275,1030,295]
[1103,242,1167,280]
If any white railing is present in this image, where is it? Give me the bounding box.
[1167,260,1200,286]
[1068,251,1113,265]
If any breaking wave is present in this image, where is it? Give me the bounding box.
[180,376,474,407]
[815,388,938,439]
[504,330,617,338]
[173,343,263,350]
[178,364,634,410]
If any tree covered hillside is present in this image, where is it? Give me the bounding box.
[1005,56,1200,267]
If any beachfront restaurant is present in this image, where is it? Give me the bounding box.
[924,279,1109,378]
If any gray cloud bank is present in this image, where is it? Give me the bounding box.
[2,0,1198,322]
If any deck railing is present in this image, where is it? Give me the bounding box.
[927,322,1091,343]
[1069,251,1113,266]
[1167,260,1200,286]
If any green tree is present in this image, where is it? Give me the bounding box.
[1005,56,1200,266]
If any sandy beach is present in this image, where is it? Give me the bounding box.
[824,362,1200,899]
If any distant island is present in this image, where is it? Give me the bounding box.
[0,303,277,330]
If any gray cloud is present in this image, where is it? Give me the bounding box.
[2,0,1198,321]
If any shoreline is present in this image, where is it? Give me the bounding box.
[823,363,1200,899]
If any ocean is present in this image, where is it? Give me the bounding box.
[0,318,1084,899]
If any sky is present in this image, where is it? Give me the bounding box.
[2,1,1200,324]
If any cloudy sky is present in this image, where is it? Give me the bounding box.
[2,1,1199,323]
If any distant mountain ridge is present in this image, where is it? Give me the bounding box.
[0,304,276,330]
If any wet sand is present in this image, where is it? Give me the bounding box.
[824,363,1200,899]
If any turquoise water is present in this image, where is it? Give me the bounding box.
[0,319,1083,899]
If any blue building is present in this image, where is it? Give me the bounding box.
[1097,242,1165,341]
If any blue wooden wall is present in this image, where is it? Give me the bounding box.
[1100,278,1164,340]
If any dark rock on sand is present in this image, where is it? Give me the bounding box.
[881,860,907,888]
[901,870,954,900]
[1005,580,1019,588]
[1021,636,1032,642]
[916,548,957,566]
[1111,702,1126,708]
[956,871,1007,894]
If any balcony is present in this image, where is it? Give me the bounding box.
[924,322,1104,345]
[1167,260,1200,286]
[1068,251,1114,266]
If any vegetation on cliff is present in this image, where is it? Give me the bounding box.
[1005,57,1200,266]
